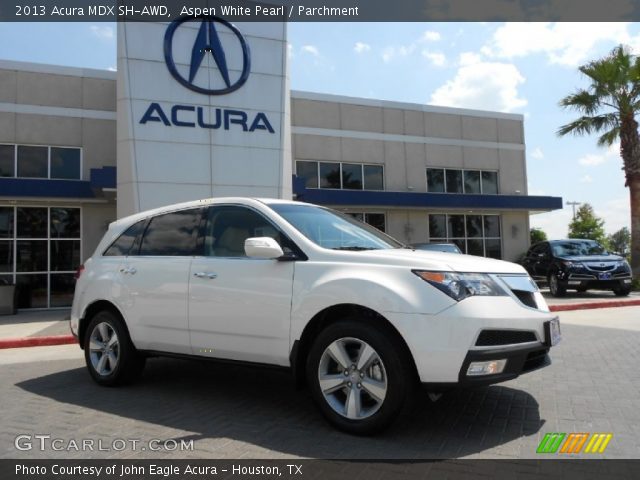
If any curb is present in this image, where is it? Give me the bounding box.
[0,335,76,350]
[549,299,640,312]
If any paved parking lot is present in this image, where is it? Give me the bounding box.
[1,307,639,460]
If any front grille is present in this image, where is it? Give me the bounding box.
[512,290,537,309]
[522,348,549,372]
[585,263,615,272]
[476,330,537,346]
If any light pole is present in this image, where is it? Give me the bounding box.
[566,201,581,220]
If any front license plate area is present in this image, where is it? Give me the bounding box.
[599,272,612,280]
[545,317,562,346]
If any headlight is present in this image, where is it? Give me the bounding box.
[412,270,507,301]
[617,260,631,270]
[561,261,583,269]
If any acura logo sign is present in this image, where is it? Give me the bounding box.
[163,15,251,95]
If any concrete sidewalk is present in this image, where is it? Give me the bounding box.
[544,290,640,311]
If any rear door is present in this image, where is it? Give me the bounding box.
[113,207,203,354]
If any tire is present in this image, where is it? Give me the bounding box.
[576,287,587,293]
[306,319,415,435]
[614,286,631,297]
[548,273,566,297]
[83,310,145,386]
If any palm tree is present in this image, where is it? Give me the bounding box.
[558,45,640,277]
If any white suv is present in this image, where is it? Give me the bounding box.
[71,198,560,434]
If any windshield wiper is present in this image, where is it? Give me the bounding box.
[331,246,378,251]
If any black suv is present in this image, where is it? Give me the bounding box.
[522,239,633,297]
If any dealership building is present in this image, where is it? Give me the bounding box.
[0,20,561,309]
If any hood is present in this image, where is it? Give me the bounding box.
[330,248,527,274]
[560,254,624,263]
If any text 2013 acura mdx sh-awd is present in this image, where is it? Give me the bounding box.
[71,198,561,434]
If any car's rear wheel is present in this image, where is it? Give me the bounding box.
[548,273,566,297]
[306,319,414,435]
[83,310,145,386]
[613,286,631,297]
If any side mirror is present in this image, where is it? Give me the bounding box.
[244,237,284,259]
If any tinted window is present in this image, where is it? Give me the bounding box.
[0,145,14,177]
[342,163,363,190]
[484,215,501,237]
[320,163,341,189]
[482,171,498,194]
[466,215,483,238]
[50,208,80,238]
[464,170,481,194]
[204,206,284,257]
[365,213,386,233]
[0,207,13,238]
[445,170,463,193]
[17,146,48,178]
[50,147,81,179]
[17,208,47,238]
[448,215,465,237]
[363,165,384,190]
[139,209,201,256]
[427,168,445,193]
[429,214,446,237]
[103,220,147,256]
[296,161,319,188]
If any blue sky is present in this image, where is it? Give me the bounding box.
[1,21,637,238]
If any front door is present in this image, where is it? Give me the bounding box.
[188,205,295,366]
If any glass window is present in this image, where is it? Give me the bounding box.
[485,239,502,259]
[16,240,47,272]
[481,171,498,194]
[205,206,283,257]
[363,165,384,190]
[445,170,463,193]
[451,239,466,254]
[467,239,484,256]
[0,144,14,177]
[50,273,75,307]
[365,213,386,233]
[140,209,202,256]
[484,215,501,237]
[0,207,13,238]
[448,215,465,238]
[429,214,446,238]
[464,170,481,194]
[296,161,318,189]
[103,220,147,257]
[466,215,483,238]
[50,241,80,271]
[16,274,48,309]
[17,208,48,238]
[50,208,80,238]
[319,163,341,189]
[0,241,12,272]
[427,168,445,193]
[50,147,81,179]
[342,163,363,190]
[17,146,48,178]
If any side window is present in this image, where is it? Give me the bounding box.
[204,206,284,258]
[103,220,146,256]
[139,208,202,256]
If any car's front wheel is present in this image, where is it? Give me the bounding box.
[548,273,566,297]
[613,285,632,297]
[83,310,145,386]
[306,319,414,435]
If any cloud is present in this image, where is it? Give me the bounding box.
[530,147,544,159]
[458,52,482,66]
[530,208,573,239]
[89,25,114,40]
[579,174,593,183]
[354,42,371,54]
[381,44,416,63]
[107,66,117,72]
[430,61,527,112]
[596,197,631,234]
[421,31,441,42]
[577,143,620,167]
[482,22,631,67]
[287,44,294,59]
[301,45,319,56]
[422,51,446,67]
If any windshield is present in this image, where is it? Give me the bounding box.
[269,203,404,250]
[551,240,608,257]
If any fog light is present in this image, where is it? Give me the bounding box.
[467,359,507,376]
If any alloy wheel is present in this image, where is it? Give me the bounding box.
[89,322,120,376]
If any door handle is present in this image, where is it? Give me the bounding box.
[119,266,137,275]
[194,272,217,279]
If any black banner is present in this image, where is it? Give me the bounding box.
[3,460,640,480]
[1,0,640,22]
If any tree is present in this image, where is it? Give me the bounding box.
[567,204,607,244]
[558,45,640,276]
[530,227,548,244]
[608,226,631,256]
